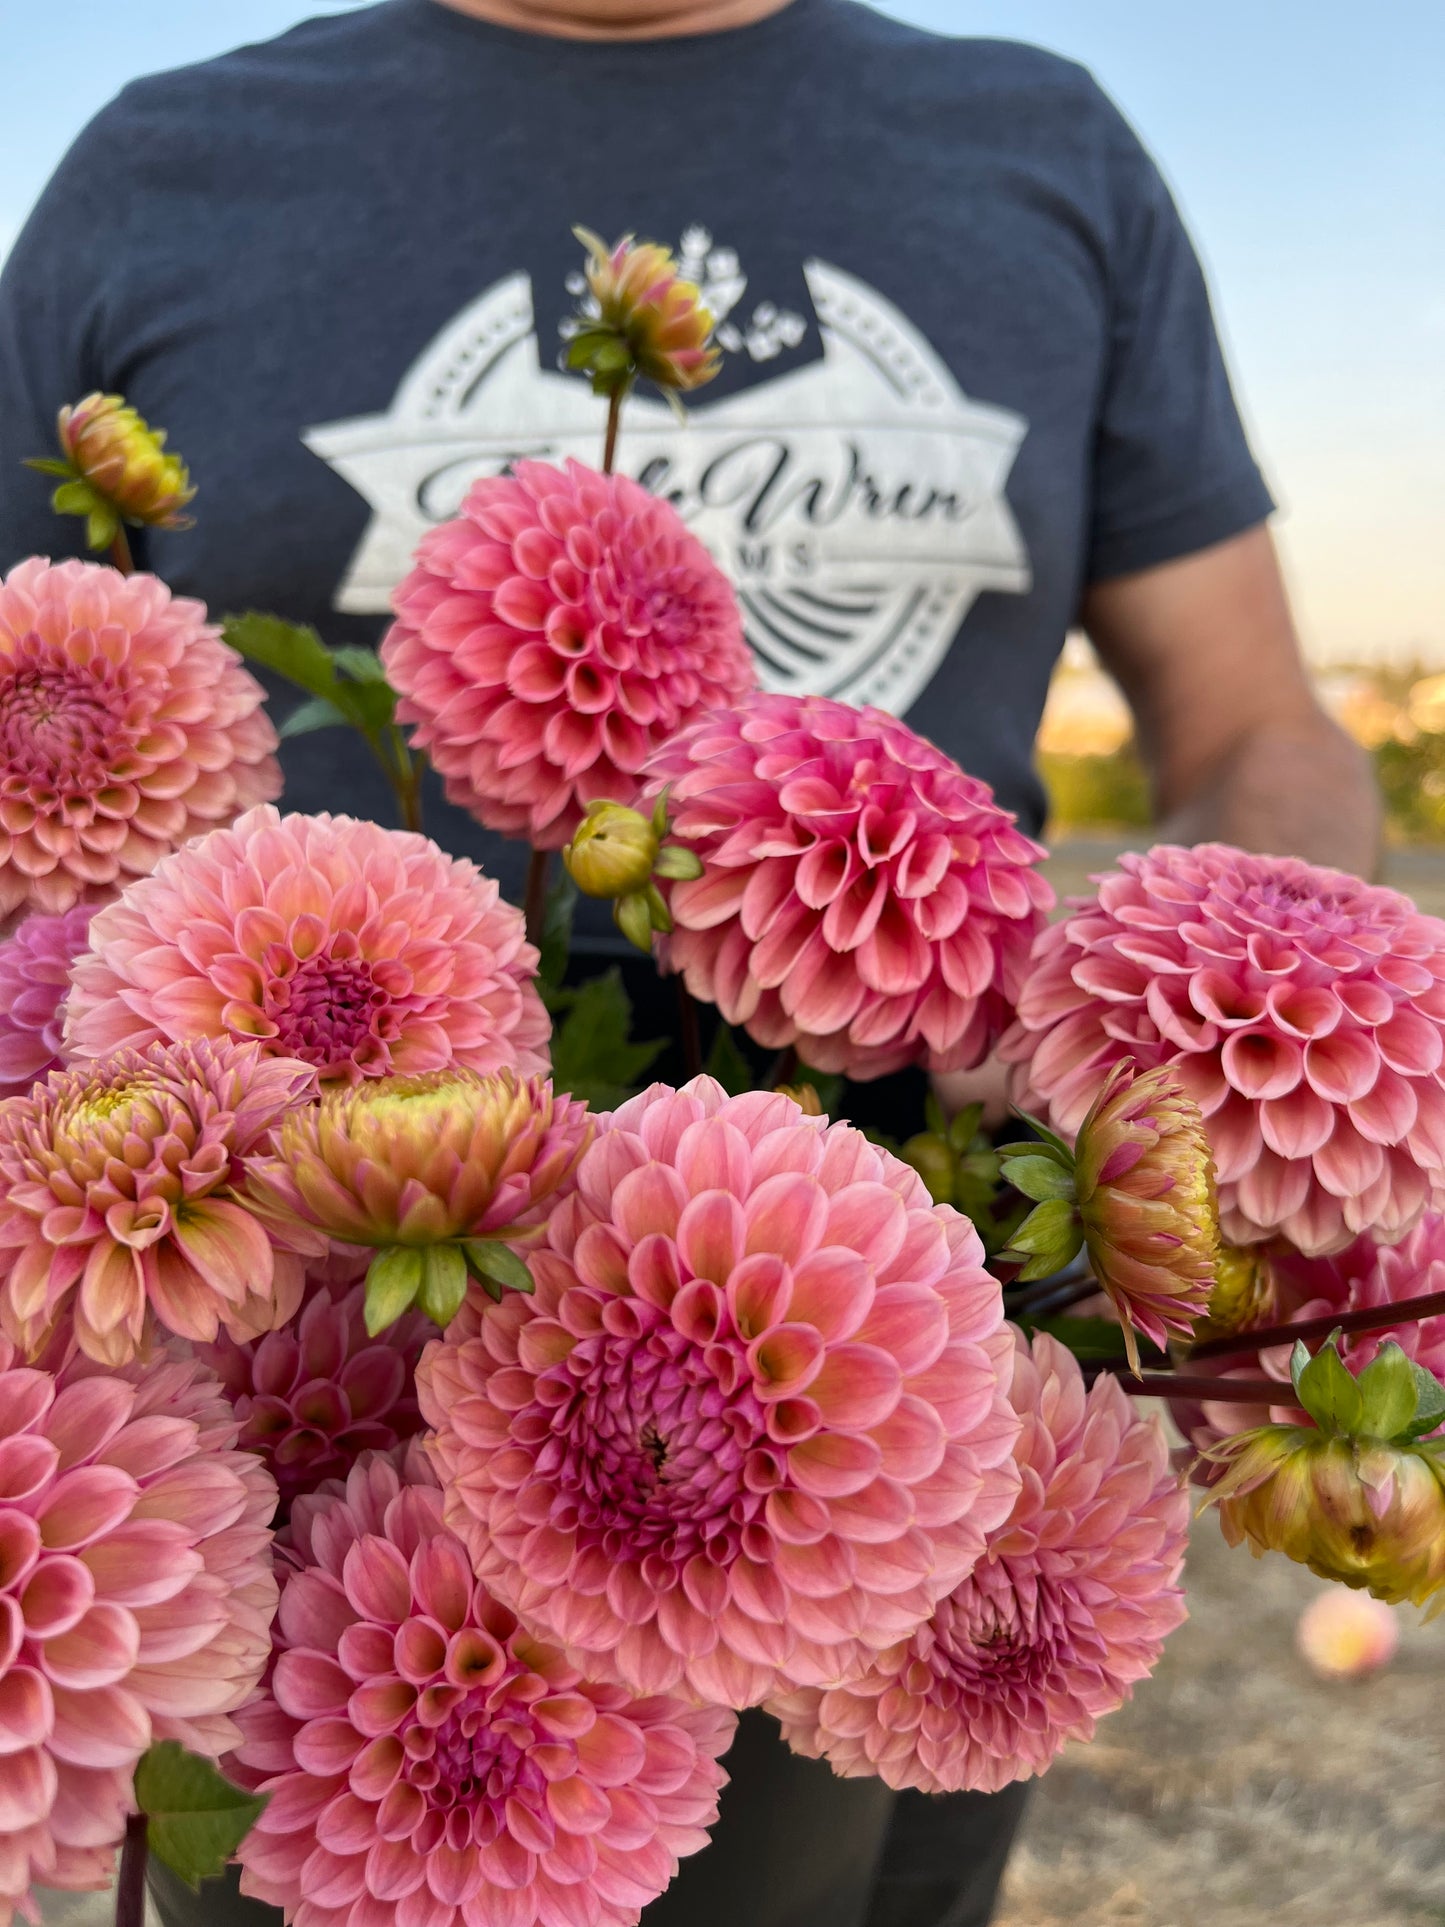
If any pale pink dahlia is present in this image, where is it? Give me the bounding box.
[419,1076,1021,1707]
[231,1450,733,1927]
[381,459,755,849]
[64,806,550,1080]
[0,1341,277,1923]
[1004,843,1445,1253]
[771,1328,1188,1794]
[199,1256,431,1513]
[0,558,279,929]
[0,907,94,1099]
[0,1037,317,1365]
[646,694,1053,1079]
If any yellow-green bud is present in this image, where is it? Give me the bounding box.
[564,801,659,900]
[29,392,196,552]
[1199,1243,1276,1340]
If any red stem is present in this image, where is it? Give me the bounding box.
[114,1813,147,1927]
[1103,1369,1287,1404]
[523,849,551,951]
[1190,1286,1445,1362]
[109,528,135,575]
[602,391,624,475]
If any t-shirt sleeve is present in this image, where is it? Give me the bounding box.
[1086,90,1274,582]
[0,108,129,572]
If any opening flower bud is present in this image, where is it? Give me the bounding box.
[563,800,660,899]
[30,391,196,551]
[565,229,721,398]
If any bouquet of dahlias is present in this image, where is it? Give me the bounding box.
[2,226,1443,1927]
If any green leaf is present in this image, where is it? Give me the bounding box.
[614,891,656,954]
[85,506,119,551]
[134,1742,267,1891]
[653,844,703,881]
[417,1243,469,1327]
[924,1091,948,1140]
[538,873,577,990]
[547,968,666,1111]
[947,1103,985,1155]
[328,676,398,737]
[1006,1109,1075,1161]
[330,644,391,683]
[278,696,345,739]
[997,1138,1072,1171]
[1019,1314,1167,1365]
[52,478,97,516]
[705,1023,754,1097]
[462,1238,535,1302]
[1001,1154,1076,1205]
[1001,1197,1084,1282]
[1403,1358,1445,1441]
[1355,1340,1422,1441]
[222,612,342,703]
[23,456,75,477]
[364,1247,425,1335]
[1293,1336,1365,1437]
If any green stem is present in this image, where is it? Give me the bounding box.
[524,849,552,950]
[109,528,135,576]
[1191,1285,1445,1362]
[115,1812,148,1927]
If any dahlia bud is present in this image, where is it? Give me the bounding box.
[28,391,196,552]
[1001,1060,1218,1373]
[777,1082,825,1116]
[563,791,703,954]
[566,228,721,399]
[1199,1243,1277,1341]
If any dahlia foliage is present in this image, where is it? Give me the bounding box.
[3,223,1445,1927]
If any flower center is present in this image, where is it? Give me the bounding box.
[0,659,131,803]
[402,1688,546,1817]
[932,1565,1068,1704]
[266,951,384,1074]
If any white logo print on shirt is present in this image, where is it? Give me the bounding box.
[305,245,1031,716]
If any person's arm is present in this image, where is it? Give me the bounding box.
[1083,523,1380,875]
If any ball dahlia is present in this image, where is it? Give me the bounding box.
[0,905,94,1100]
[0,1341,277,1923]
[198,1256,431,1513]
[1004,843,1445,1253]
[64,806,550,1081]
[0,1037,317,1365]
[419,1076,1021,1707]
[381,459,755,849]
[646,694,1053,1080]
[231,1450,733,1927]
[0,558,279,929]
[770,1328,1189,1793]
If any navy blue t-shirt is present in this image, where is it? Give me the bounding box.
[0,0,1272,921]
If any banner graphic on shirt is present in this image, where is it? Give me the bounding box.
[306,258,1030,716]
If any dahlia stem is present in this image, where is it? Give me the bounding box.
[1190,1286,1445,1363]
[602,390,625,475]
[109,528,135,576]
[676,980,702,1079]
[1102,1369,1286,1404]
[391,737,424,835]
[524,849,552,950]
[1005,1268,1096,1316]
[114,1812,148,1927]
[764,1044,799,1089]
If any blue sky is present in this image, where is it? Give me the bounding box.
[2,0,1441,666]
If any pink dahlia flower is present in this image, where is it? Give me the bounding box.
[0,1037,317,1365]
[199,1255,431,1513]
[231,1450,733,1927]
[419,1076,1021,1707]
[64,806,550,1081]
[771,1328,1189,1793]
[0,906,94,1100]
[646,694,1053,1079]
[0,1341,277,1924]
[1004,843,1445,1253]
[0,558,279,930]
[381,459,755,849]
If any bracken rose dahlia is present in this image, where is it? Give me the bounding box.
[646,694,1053,1080]
[0,1038,317,1365]
[0,558,279,929]
[198,1256,431,1514]
[63,806,550,1080]
[231,1450,733,1927]
[1004,843,1445,1253]
[0,906,94,1100]
[770,1329,1189,1793]
[0,1341,277,1924]
[381,460,755,849]
[419,1076,1021,1707]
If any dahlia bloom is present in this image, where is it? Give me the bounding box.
[232,1451,733,1927]
[1004,843,1445,1253]
[0,559,279,928]
[1260,1217,1445,1393]
[0,905,94,1099]
[1296,1588,1399,1678]
[199,1256,431,1513]
[648,694,1053,1079]
[420,1076,1021,1707]
[381,460,754,849]
[770,1329,1189,1793]
[64,806,550,1081]
[0,1341,277,1924]
[0,1037,317,1365]
[568,229,721,395]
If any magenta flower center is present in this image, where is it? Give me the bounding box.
[934,1567,1070,1705]
[265,950,384,1071]
[0,659,132,800]
[405,1687,546,1820]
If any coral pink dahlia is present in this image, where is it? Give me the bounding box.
[63,806,550,1080]
[0,906,94,1100]
[419,1076,1022,1707]
[771,1329,1189,1793]
[646,694,1053,1079]
[0,1037,317,1365]
[199,1256,431,1513]
[0,558,279,929]
[381,459,755,849]
[231,1450,733,1927]
[0,1341,277,1923]
[1264,1216,1445,1394]
[1004,843,1445,1253]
